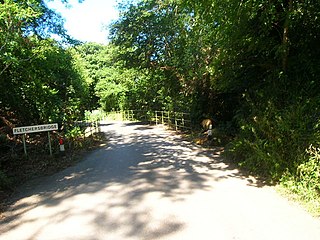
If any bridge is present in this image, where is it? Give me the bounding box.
[1,120,320,240]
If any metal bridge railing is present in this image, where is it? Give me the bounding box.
[103,110,192,132]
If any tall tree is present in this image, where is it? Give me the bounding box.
[0,0,88,126]
[110,0,227,116]
[110,0,320,179]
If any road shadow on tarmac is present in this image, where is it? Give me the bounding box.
[0,121,267,240]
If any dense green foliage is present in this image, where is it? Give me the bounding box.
[0,0,88,127]
[106,0,320,206]
[1,0,320,210]
[75,42,187,113]
[281,145,320,214]
[110,0,233,119]
[75,43,128,111]
[0,0,90,189]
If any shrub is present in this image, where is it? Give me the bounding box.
[85,109,106,122]
[0,170,12,190]
[226,100,315,180]
[280,145,320,215]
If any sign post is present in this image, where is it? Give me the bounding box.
[48,132,52,156]
[22,134,27,156]
[13,123,58,156]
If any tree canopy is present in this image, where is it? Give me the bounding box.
[1,0,320,206]
[0,0,88,127]
[108,0,320,185]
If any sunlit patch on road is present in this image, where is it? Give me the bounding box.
[1,122,320,240]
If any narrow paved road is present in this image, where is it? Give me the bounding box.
[1,122,320,240]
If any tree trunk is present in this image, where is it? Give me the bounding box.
[282,0,293,71]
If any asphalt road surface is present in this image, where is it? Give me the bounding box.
[1,121,320,240]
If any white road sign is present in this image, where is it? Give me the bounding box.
[13,123,58,135]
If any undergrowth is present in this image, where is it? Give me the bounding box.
[0,131,106,193]
[279,145,320,216]
[0,126,106,216]
[225,98,320,215]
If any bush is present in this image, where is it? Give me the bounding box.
[65,126,82,140]
[298,146,320,194]
[280,145,320,215]
[226,100,315,180]
[85,109,106,122]
[0,170,12,190]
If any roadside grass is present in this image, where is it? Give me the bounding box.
[277,146,320,217]
[276,184,320,217]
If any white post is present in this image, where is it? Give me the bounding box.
[59,137,65,152]
[208,124,213,138]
